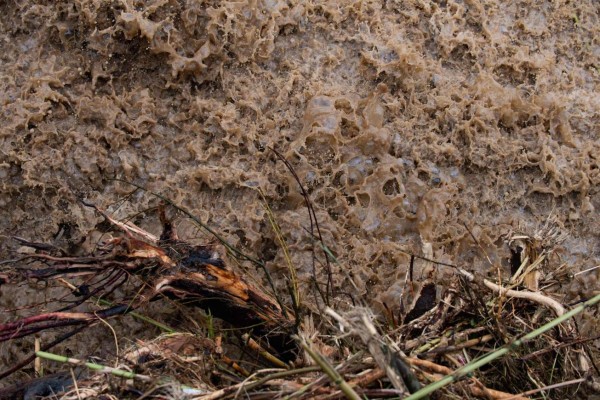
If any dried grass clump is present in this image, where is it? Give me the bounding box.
[1,184,599,400]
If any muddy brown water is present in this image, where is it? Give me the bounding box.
[0,0,599,386]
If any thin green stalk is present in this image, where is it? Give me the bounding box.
[295,336,362,400]
[285,350,366,400]
[59,278,175,333]
[318,241,361,294]
[127,311,175,333]
[259,189,300,312]
[95,298,175,333]
[404,292,600,400]
[206,309,215,339]
[36,351,151,381]
[37,351,209,396]
[319,242,339,264]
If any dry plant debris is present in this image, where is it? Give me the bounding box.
[1,196,598,399]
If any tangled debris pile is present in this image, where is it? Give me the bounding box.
[1,194,598,399]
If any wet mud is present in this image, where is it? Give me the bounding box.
[1,0,599,382]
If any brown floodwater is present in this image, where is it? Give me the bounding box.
[0,0,599,386]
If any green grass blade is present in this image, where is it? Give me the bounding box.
[404,292,600,400]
